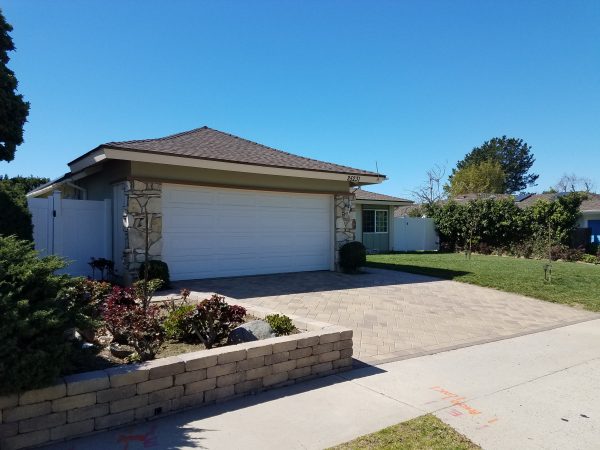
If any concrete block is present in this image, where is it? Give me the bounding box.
[50,419,94,441]
[2,429,49,450]
[272,360,296,374]
[272,338,298,353]
[180,352,218,372]
[245,366,272,381]
[0,422,18,438]
[296,334,320,349]
[296,355,319,368]
[206,362,236,379]
[340,329,353,340]
[204,386,234,403]
[0,394,18,410]
[289,366,312,380]
[311,362,333,374]
[18,381,65,405]
[236,356,265,371]
[340,348,353,359]
[148,386,183,404]
[333,339,353,351]
[64,370,109,395]
[217,372,245,388]
[289,347,312,359]
[19,411,65,433]
[52,393,96,412]
[263,372,289,387]
[333,357,353,369]
[137,376,173,395]
[246,343,273,358]
[318,350,341,363]
[234,379,262,395]
[177,393,204,409]
[94,410,134,430]
[110,393,148,414]
[312,343,334,355]
[319,330,342,344]
[174,369,207,386]
[184,378,216,396]
[3,402,51,423]
[265,351,289,365]
[96,384,137,404]
[142,356,185,380]
[217,348,247,365]
[67,403,109,423]
[106,364,149,388]
[134,400,171,421]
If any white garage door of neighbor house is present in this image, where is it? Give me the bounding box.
[162,184,334,281]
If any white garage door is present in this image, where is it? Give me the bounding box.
[162,184,333,280]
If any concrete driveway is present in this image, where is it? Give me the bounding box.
[173,268,597,364]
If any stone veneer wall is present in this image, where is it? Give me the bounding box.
[123,180,163,284]
[0,323,353,450]
[334,193,357,269]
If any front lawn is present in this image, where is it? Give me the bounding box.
[329,414,479,450]
[367,252,600,311]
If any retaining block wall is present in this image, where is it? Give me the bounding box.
[0,324,352,450]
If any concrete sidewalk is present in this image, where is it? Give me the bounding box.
[45,319,600,450]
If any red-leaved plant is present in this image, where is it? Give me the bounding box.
[190,294,246,349]
[102,286,164,360]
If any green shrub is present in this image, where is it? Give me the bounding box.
[265,314,295,336]
[0,187,32,240]
[139,260,170,288]
[0,236,72,394]
[60,278,112,333]
[581,254,598,264]
[0,176,48,241]
[163,304,196,340]
[339,241,367,273]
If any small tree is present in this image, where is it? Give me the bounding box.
[447,160,505,196]
[411,164,447,209]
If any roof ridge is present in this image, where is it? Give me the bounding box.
[105,126,209,146]
[205,127,380,176]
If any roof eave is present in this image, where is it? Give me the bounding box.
[69,146,386,184]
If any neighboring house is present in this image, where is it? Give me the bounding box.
[28,126,387,282]
[353,189,413,252]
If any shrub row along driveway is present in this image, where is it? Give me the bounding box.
[173,268,597,364]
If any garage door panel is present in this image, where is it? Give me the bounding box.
[162,185,333,280]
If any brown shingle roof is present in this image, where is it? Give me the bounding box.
[354,189,412,203]
[86,126,381,177]
[516,192,600,211]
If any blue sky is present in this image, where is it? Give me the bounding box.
[1,0,599,198]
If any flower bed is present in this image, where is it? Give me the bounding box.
[0,306,353,450]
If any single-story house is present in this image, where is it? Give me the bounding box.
[353,189,413,252]
[28,126,390,282]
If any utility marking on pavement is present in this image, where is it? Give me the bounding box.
[117,425,158,449]
[429,386,482,415]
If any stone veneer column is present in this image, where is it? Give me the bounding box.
[334,193,356,270]
[122,180,162,284]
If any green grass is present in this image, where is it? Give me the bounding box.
[367,252,600,311]
[329,414,480,450]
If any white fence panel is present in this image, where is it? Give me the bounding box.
[28,192,112,277]
[393,217,439,251]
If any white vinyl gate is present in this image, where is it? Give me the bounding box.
[393,217,439,251]
[28,191,112,277]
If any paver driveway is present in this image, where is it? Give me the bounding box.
[172,268,597,364]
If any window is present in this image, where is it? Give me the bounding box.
[362,209,388,233]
